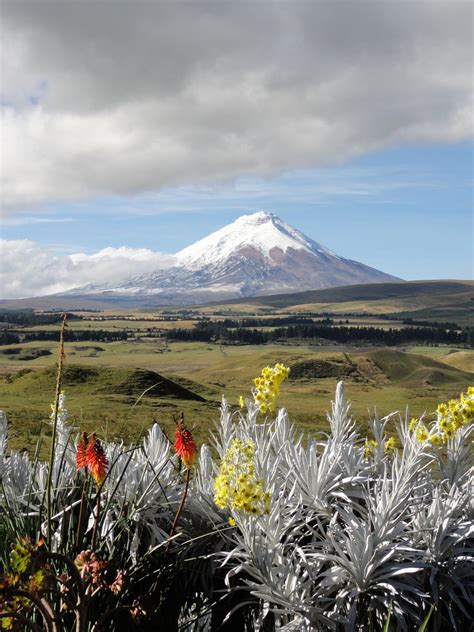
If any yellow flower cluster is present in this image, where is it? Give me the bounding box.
[416,426,429,443]
[214,438,271,516]
[253,363,290,414]
[363,438,377,459]
[411,387,473,445]
[363,436,396,459]
[384,436,396,453]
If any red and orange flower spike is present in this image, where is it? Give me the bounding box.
[76,432,88,471]
[85,433,108,485]
[174,416,197,468]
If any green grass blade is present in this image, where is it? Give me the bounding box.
[418,605,434,632]
[383,605,392,632]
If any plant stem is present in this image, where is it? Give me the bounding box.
[75,475,89,553]
[91,490,101,550]
[167,467,191,549]
[46,313,67,550]
[46,551,87,632]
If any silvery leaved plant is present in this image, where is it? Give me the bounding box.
[0,360,473,631]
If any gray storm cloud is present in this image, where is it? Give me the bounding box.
[1,1,473,212]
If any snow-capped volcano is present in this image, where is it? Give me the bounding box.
[63,212,400,304]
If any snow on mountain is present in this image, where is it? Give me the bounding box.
[176,211,337,268]
[61,212,400,304]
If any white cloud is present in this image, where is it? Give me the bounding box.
[1,1,473,213]
[2,215,75,226]
[0,240,175,298]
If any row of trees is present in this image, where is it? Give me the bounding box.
[0,310,83,326]
[0,321,471,347]
[165,323,470,346]
[0,329,128,345]
[196,315,323,328]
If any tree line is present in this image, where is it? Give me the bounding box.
[196,316,329,328]
[164,323,470,346]
[0,329,127,345]
[0,310,83,326]
[0,320,471,347]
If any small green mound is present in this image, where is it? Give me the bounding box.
[99,368,206,402]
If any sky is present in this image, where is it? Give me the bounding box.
[0,1,473,298]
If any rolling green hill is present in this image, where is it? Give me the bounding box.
[207,280,474,319]
[356,349,473,387]
[2,344,471,455]
[438,350,474,373]
[7,365,206,402]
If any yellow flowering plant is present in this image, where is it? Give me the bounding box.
[409,387,473,446]
[214,438,271,517]
[252,363,290,414]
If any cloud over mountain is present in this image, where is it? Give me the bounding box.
[2,1,472,212]
[0,240,175,298]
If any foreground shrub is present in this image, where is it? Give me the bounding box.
[0,368,472,630]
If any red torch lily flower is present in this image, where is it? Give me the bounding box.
[76,432,88,471]
[85,433,108,485]
[174,417,197,468]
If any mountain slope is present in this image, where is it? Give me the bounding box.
[210,280,474,310]
[62,211,400,304]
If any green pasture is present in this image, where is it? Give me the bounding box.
[0,336,471,455]
[1,278,472,454]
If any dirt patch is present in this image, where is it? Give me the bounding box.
[351,356,389,385]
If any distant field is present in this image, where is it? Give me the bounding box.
[4,315,412,334]
[25,318,199,331]
[1,279,471,453]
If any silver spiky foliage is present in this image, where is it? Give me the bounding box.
[198,381,474,631]
[1,382,473,631]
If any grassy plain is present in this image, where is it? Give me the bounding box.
[1,279,472,453]
[1,336,472,455]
